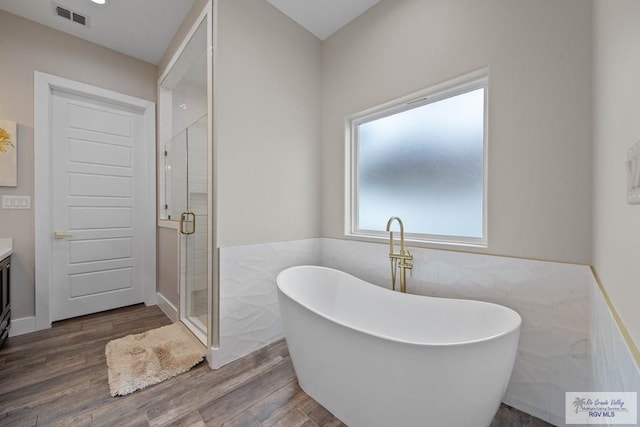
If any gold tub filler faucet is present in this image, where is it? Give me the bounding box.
[386,216,413,293]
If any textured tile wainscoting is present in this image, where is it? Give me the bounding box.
[214,239,321,367]
[215,237,639,426]
[322,238,593,426]
[590,275,640,405]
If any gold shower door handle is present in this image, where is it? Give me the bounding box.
[53,232,73,239]
[180,211,196,235]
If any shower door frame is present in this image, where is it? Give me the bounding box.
[157,1,217,359]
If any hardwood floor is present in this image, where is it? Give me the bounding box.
[0,304,553,427]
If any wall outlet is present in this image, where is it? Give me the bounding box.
[2,195,31,210]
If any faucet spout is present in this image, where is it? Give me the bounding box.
[386,216,406,255]
[386,216,413,293]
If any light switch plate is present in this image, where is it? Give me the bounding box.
[2,195,31,209]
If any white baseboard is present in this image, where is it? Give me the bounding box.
[9,316,36,337]
[156,292,178,322]
[208,347,223,369]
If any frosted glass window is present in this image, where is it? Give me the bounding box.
[350,78,486,244]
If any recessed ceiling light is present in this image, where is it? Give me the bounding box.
[91,0,107,5]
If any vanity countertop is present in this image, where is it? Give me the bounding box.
[0,238,12,260]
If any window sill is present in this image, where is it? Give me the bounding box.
[343,232,488,250]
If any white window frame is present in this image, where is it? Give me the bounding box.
[345,69,489,248]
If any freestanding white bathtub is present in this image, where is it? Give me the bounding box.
[276,265,521,427]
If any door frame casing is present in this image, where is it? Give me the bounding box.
[34,71,157,330]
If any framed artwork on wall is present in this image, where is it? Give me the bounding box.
[0,120,17,187]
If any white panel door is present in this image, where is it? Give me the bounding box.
[50,90,146,321]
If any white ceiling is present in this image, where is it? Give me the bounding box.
[266,0,381,40]
[0,0,196,65]
[0,0,380,65]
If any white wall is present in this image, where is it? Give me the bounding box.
[0,10,157,320]
[157,227,179,308]
[321,0,593,265]
[593,0,640,353]
[216,0,322,247]
[159,0,209,77]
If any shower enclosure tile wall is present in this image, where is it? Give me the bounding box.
[185,117,208,331]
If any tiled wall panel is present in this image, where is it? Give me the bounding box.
[215,237,638,426]
[321,238,592,426]
[590,275,640,403]
[215,239,321,367]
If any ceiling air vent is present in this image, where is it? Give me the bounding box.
[53,3,89,27]
[55,5,71,20]
[72,13,86,26]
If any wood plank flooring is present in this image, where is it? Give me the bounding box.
[0,304,553,427]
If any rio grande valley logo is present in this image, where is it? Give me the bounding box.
[566,392,637,424]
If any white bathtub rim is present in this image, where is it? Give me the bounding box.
[276,265,522,348]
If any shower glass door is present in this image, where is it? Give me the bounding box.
[166,114,208,344]
[182,115,208,341]
[158,12,212,348]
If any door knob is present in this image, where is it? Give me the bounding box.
[53,232,73,239]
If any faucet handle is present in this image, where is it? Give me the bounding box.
[403,258,413,277]
[400,257,413,269]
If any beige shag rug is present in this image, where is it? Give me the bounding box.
[105,323,205,396]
